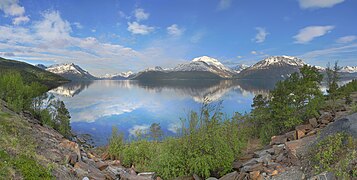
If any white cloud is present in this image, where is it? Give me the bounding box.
[218,0,232,10]
[0,0,29,25]
[294,25,334,44]
[336,35,357,44]
[127,21,154,35]
[298,0,344,9]
[0,10,187,75]
[300,43,357,66]
[251,51,257,55]
[134,8,149,21]
[253,27,269,43]
[73,22,83,29]
[167,24,184,37]
[12,15,29,25]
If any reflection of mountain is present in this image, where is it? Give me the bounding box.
[50,81,93,97]
[135,80,271,103]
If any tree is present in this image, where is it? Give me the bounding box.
[149,123,163,141]
[326,61,342,111]
[52,100,71,138]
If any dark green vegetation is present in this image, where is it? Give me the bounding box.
[310,133,357,179]
[133,71,222,80]
[0,72,72,137]
[0,57,68,88]
[250,65,324,143]
[0,111,53,179]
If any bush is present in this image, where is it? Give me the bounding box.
[311,133,357,179]
[108,103,249,179]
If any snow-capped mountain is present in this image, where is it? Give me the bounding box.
[101,71,134,80]
[238,56,306,80]
[133,56,235,80]
[231,64,249,73]
[341,66,357,73]
[46,63,96,81]
[173,56,234,78]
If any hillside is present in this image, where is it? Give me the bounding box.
[0,57,69,88]
[46,63,97,81]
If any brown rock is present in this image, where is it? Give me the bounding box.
[319,112,333,123]
[243,163,264,172]
[101,152,110,160]
[272,144,285,155]
[87,152,98,161]
[308,118,318,127]
[74,161,106,179]
[66,153,78,166]
[285,131,297,141]
[270,170,278,176]
[249,171,260,180]
[59,139,81,161]
[306,129,317,136]
[239,153,254,161]
[321,119,330,124]
[296,130,305,139]
[219,171,240,180]
[270,135,287,145]
[295,124,313,133]
[96,161,108,171]
[232,161,243,170]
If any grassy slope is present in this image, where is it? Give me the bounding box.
[0,57,69,88]
[0,107,53,179]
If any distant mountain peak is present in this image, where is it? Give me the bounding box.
[341,66,357,73]
[251,56,305,70]
[46,63,96,80]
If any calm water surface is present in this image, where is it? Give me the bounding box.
[50,80,274,146]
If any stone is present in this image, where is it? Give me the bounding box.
[138,172,156,179]
[306,129,317,136]
[87,152,98,161]
[295,124,313,133]
[319,112,333,123]
[272,144,285,155]
[232,161,243,170]
[66,153,78,166]
[193,174,201,180]
[206,178,218,180]
[219,171,240,180]
[59,139,81,161]
[106,165,125,176]
[242,158,258,167]
[110,160,121,166]
[309,118,318,127]
[267,162,280,169]
[270,170,278,176]
[296,130,305,139]
[270,135,287,145]
[101,152,110,160]
[239,153,254,161]
[74,161,106,179]
[249,171,260,180]
[257,154,271,165]
[321,119,330,124]
[285,131,297,141]
[242,163,264,172]
[96,161,108,171]
[276,153,286,163]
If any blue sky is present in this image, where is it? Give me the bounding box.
[0,0,356,75]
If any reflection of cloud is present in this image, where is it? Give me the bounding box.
[129,125,149,137]
[168,122,181,134]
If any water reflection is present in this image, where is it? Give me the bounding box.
[50,80,273,146]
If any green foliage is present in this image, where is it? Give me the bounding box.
[0,149,52,180]
[0,72,47,112]
[108,103,249,179]
[0,57,68,88]
[250,65,324,143]
[326,62,342,111]
[108,127,125,160]
[311,133,357,179]
[0,72,72,137]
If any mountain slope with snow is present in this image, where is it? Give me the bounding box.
[46,63,97,81]
[238,56,306,80]
[101,71,135,80]
[133,56,235,80]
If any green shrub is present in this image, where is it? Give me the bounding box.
[108,103,249,179]
[311,133,357,179]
